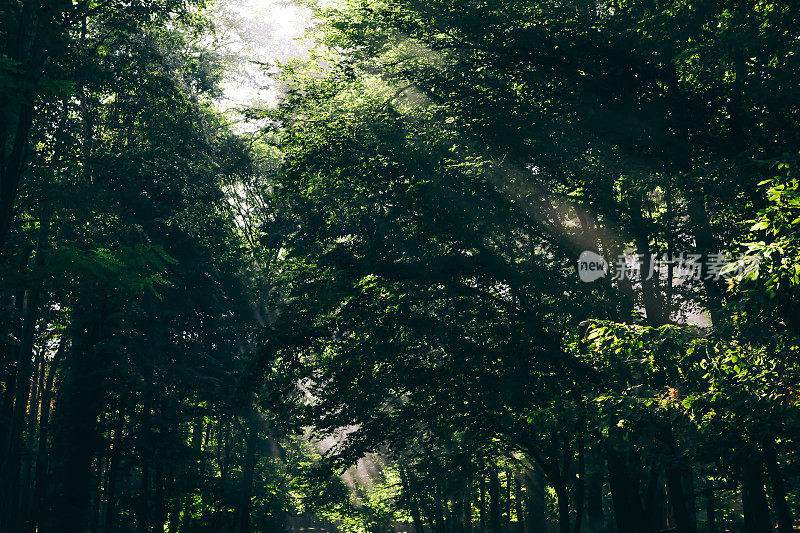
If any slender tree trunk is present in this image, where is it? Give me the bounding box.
[607,449,648,533]
[683,467,697,533]
[480,475,487,531]
[629,191,667,326]
[400,466,426,533]
[0,0,43,258]
[574,438,585,533]
[704,490,717,533]
[0,103,34,257]
[137,418,151,533]
[741,459,771,533]
[89,457,103,533]
[103,404,126,533]
[488,464,503,533]
[119,469,136,532]
[665,466,694,533]
[2,282,41,533]
[153,462,166,533]
[763,439,793,533]
[41,293,108,533]
[524,466,546,533]
[165,466,180,533]
[453,495,465,533]
[30,338,64,533]
[586,448,604,533]
[642,466,662,533]
[236,420,259,533]
[464,476,473,533]
[179,414,205,531]
[435,480,447,533]
[514,474,523,530]
[6,227,48,532]
[505,470,512,524]
[685,190,725,326]
[554,481,571,533]
[20,352,44,532]
[0,261,32,532]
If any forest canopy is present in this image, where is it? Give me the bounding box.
[1,0,800,532]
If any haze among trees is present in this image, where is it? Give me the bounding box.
[1,0,800,532]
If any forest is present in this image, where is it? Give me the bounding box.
[1,0,800,532]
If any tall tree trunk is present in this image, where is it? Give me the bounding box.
[488,465,503,533]
[400,466,426,533]
[514,474,524,530]
[0,103,34,257]
[1,282,40,533]
[89,457,103,533]
[607,449,648,533]
[103,404,126,533]
[480,475,487,531]
[683,467,697,533]
[5,226,48,533]
[586,447,604,533]
[704,490,717,533]
[741,459,771,533]
[665,466,695,533]
[642,466,663,533]
[685,190,725,326]
[628,191,667,326]
[236,419,259,533]
[165,465,180,533]
[554,480,571,533]
[41,292,107,533]
[505,470,512,524]
[453,495,465,533]
[153,462,166,533]
[763,439,793,533]
[524,466,546,533]
[180,414,205,531]
[574,438,585,533]
[432,480,446,533]
[137,426,151,532]
[30,338,64,533]
[0,0,44,257]
[20,352,44,533]
[464,476,472,533]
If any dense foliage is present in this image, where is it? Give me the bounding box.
[2,0,800,532]
[0,2,345,532]
[263,1,800,532]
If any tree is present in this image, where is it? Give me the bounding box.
[261,0,800,531]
